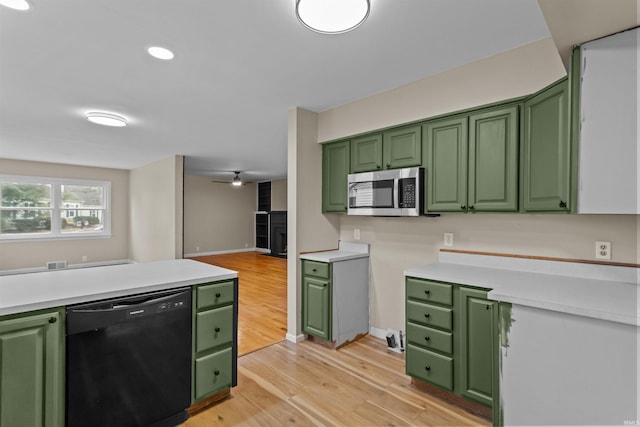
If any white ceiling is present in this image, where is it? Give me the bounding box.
[0,0,552,182]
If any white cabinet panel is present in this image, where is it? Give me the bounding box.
[578,27,639,214]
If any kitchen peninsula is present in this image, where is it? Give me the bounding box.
[0,259,238,427]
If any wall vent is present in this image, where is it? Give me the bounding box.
[46,261,67,271]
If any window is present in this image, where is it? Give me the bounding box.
[0,175,111,240]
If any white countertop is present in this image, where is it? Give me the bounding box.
[0,259,237,316]
[405,252,639,326]
[299,241,370,262]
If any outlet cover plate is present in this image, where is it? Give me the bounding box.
[444,233,454,247]
[595,241,611,260]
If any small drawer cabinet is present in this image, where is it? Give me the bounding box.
[192,279,238,403]
[405,277,498,411]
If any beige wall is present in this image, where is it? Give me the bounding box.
[183,175,256,254]
[129,155,183,262]
[287,107,341,341]
[271,178,287,212]
[0,158,129,270]
[295,37,640,334]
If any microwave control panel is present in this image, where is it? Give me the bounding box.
[398,178,416,208]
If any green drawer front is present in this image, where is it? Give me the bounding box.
[406,344,453,391]
[196,305,233,353]
[406,300,452,330]
[194,347,232,401]
[406,277,453,306]
[303,260,330,279]
[407,322,453,354]
[196,281,235,310]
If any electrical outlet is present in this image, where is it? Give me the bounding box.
[196,246,200,252]
[595,241,611,260]
[354,228,361,240]
[82,255,88,262]
[444,232,454,247]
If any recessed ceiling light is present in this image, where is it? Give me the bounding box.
[296,0,369,34]
[86,112,128,127]
[147,46,174,60]
[0,0,30,11]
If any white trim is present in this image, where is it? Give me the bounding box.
[0,259,133,276]
[369,326,387,340]
[286,333,306,343]
[184,248,263,258]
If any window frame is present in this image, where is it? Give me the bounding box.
[0,174,111,241]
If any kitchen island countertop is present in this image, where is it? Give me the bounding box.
[0,259,237,316]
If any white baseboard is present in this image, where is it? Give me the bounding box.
[369,326,387,340]
[0,259,133,276]
[184,248,263,258]
[286,333,306,343]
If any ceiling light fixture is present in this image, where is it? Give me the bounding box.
[232,171,242,186]
[0,0,30,10]
[86,112,128,127]
[147,46,174,60]
[296,0,369,35]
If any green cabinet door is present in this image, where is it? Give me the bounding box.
[302,276,331,340]
[351,134,383,173]
[459,288,496,407]
[322,140,350,213]
[0,308,64,427]
[523,77,571,212]
[383,125,422,169]
[468,106,519,212]
[424,117,468,212]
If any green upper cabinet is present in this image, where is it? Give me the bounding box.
[522,77,571,212]
[383,125,422,169]
[425,105,519,213]
[351,134,383,173]
[424,116,468,212]
[322,140,350,213]
[0,308,64,427]
[468,106,519,212]
[458,288,497,408]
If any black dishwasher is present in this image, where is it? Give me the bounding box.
[66,287,192,427]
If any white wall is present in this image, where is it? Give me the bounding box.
[0,158,129,270]
[183,174,256,255]
[129,155,183,262]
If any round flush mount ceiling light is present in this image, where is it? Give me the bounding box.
[147,46,174,60]
[0,0,30,10]
[86,112,128,127]
[296,0,369,34]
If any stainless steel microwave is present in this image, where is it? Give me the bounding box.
[347,167,424,216]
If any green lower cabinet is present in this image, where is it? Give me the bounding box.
[406,344,453,391]
[406,277,498,417]
[192,280,238,403]
[194,347,233,402]
[0,307,64,427]
[302,275,331,341]
[459,288,497,407]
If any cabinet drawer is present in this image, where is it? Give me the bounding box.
[194,347,232,401]
[196,281,235,310]
[407,322,453,354]
[407,300,452,330]
[406,277,453,306]
[406,344,453,391]
[303,260,330,279]
[195,305,233,353]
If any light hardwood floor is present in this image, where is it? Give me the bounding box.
[191,251,287,356]
[184,336,490,426]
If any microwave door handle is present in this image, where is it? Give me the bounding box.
[394,179,399,208]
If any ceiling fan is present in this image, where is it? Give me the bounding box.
[211,171,246,186]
